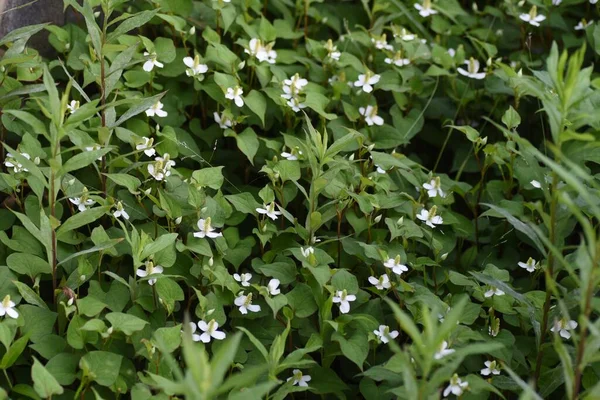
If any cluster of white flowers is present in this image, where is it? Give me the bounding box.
[148,153,176,181]
[385,51,411,67]
[4,151,31,173]
[281,74,308,112]
[245,38,277,64]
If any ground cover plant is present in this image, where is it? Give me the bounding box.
[0,0,599,398]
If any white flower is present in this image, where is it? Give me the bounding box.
[414,0,438,17]
[193,217,222,239]
[324,39,341,61]
[283,74,308,91]
[67,100,80,113]
[592,0,598,4]
[384,256,409,276]
[518,257,538,273]
[234,292,261,314]
[447,48,456,57]
[148,153,176,181]
[267,279,281,295]
[374,325,399,343]
[188,321,203,342]
[359,105,384,126]
[286,97,307,112]
[281,148,303,161]
[183,55,208,78]
[375,165,387,174]
[443,374,469,397]
[256,202,282,220]
[233,273,252,287]
[300,246,314,258]
[0,295,18,319]
[434,340,455,359]
[69,188,95,212]
[143,52,164,72]
[575,19,593,30]
[214,111,234,129]
[136,261,164,285]
[423,177,445,198]
[519,6,546,27]
[481,360,501,376]
[393,28,416,41]
[4,152,31,173]
[417,206,443,228]
[551,318,578,339]
[384,52,411,67]
[196,319,226,343]
[245,38,277,64]
[484,286,505,298]
[332,289,356,314]
[530,179,542,189]
[552,0,561,5]
[368,274,391,290]
[371,34,393,51]
[226,86,244,107]
[113,201,129,220]
[287,369,311,387]
[354,71,380,93]
[136,137,156,157]
[145,101,168,117]
[84,145,103,161]
[457,58,486,80]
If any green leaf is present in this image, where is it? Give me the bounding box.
[2,110,48,136]
[191,167,224,190]
[0,334,30,369]
[32,357,64,398]
[56,206,110,240]
[6,253,51,278]
[304,92,337,120]
[140,233,178,260]
[60,148,112,175]
[105,312,149,336]
[107,9,160,43]
[226,127,259,165]
[501,106,521,130]
[286,283,318,318]
[12,281,48,309]
[245,90,267,126]
[80,351,123,387]
[237,327,269,361]
[155,277,184,314]
[225,193,262,214]
[110,92,166,128]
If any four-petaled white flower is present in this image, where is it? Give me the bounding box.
[256,202,282,220]
[113,201,129,220]
[194,217,222,239]
[443,374,469,397]
[301,246,314,258]
[287,369,311,387]
[283,74,308,91]
[67,100,80,114]
[69,187,95,212]
[234,292,261,314]
[484,286,505,298]
[518,257,538,273]
[354,71,380,93]
[384,256,409,276]
[183,55,208,78]
[457,57,486,80]
[434,340,455,359]
[148,153,176,181]
[519,6,546,27]
[414,0,438,17]
[324,39,341,61]
[214,111,235,129]
[0,295,18,319]
[143,52,164,72]
[226,86,244,107]
[332,289,356,314]
[551,318,578,339]
[136,261,164,285]
[423,177,445,198]
[234,273,252,287]
[136,137,156,157]
[481,360,501,376]
[245,38,277,64]
[267,279,281,295]
[372,34,393,51]
[575,19,593,30]
[145,101,168,117]
[417,206,443,228]
[195,319,226,343]
[359,105,384,126]
[385,53,411,67]
[286,97,307,112]
[368,274,391,290]
[373,325,399,343]
[4,152,31,173]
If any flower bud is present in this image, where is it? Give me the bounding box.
[175,216,182,224]
[189,26,196,35]
[440,252,449,261]
[209,257,214,267]
[374,215,382,223]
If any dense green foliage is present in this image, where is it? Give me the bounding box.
[0,0,600,398]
